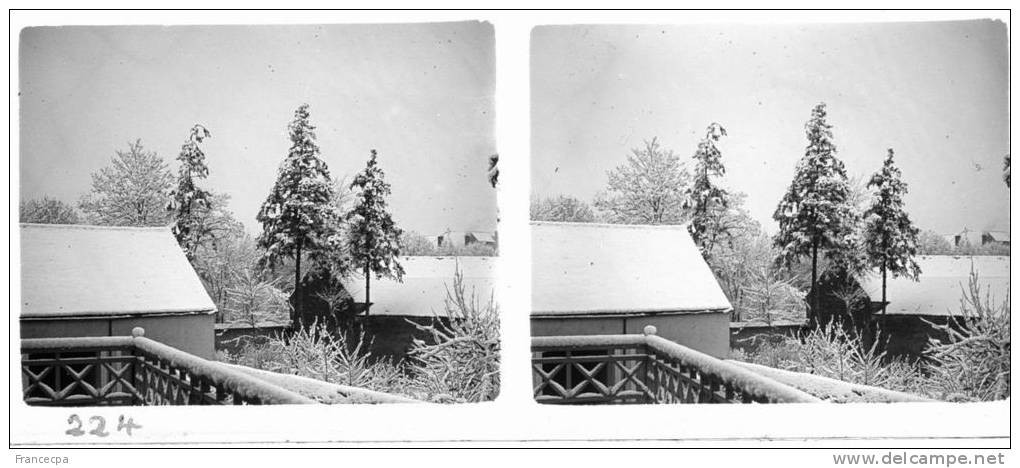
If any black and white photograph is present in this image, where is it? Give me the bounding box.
[18,22,500,407]
[8,8,1013,458]
[530,21,1010,405]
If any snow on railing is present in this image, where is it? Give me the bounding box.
[21,328,316,406]
[532,326,822,404]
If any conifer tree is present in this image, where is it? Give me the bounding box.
[256,104,340,325]
[686,122,728,256]
[167,124,212,259]
[346,149,404,316]
[863,149,921,315]
[773,103,858,324]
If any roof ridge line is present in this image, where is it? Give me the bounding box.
[20,223,171,231]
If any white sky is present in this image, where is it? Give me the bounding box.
[19,22,497,235]
[531,21,1010,235]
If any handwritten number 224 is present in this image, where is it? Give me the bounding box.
[66,414,141,437]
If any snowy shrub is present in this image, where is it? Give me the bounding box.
[923,270,1011,401]
[224,268,501,403]
[226,322,410,395]
[224,271,290,327]
[736,320,928,396]
[407,266,501,403]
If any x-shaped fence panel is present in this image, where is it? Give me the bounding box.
[532,332,822,404]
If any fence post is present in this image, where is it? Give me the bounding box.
[130,327,145,405]
[642,325,658,403]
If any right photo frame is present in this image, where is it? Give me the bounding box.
[529,21,1010,405]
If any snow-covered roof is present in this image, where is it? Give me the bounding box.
[860,255,1010,317]
[531,222,732,316]
[470,232,497,243]
[985,231,1010,242]
[20,224,216,319]
[345,256,496,317]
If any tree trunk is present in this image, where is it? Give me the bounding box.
[810,238,819,327]
[294,242,302,328]
[881,256,888,316]
[364,263,371,317]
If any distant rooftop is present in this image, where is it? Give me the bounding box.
[20,223,216,319]
[531,221,732,316]
[860,255,1010,317]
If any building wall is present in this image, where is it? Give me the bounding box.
[873,315,953,359]
[531,312,730,358]
[362,316,449,359]
[438,232,468,249]
[21,314,216,360]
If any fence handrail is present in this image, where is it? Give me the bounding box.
[531,332,823,404]
[642,335,821,403]
[22,332,317,405]
[222,363,420,404]
[130,336,316,405]
[532,334,647,350]
[22,336,135,352]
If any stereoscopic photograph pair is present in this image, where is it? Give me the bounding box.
[18,19,1009,409]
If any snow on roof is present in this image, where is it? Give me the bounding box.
[531,222,732,316]
[860,255,1010,317]
[20,224,216,319]
[470,232,497,243]
[345,256,496,317]
[985,231,1011,242]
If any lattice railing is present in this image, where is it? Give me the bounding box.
[21,328,316,406]
[532,327,822,404]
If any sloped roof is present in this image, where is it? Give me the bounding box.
[470,232,497,243]
[860,255,1010,317]
[531,222,732,316]
[20,224,216,319]
[345,256,496,317]
[985,231,1010,242]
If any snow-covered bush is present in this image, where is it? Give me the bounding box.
[923,270,1010,401]
[735,321,928,396]
[407,267,501,403]
[224,267,501,403]
[226,322,409,394]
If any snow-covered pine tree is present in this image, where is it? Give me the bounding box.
[773,103,858,324]
[256,104,340,326]
[686,122,728,256]
[167,124,212,259]
[346,149,405,316]
[863,148,921,315]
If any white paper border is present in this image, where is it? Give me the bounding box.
[8,8,1013,447]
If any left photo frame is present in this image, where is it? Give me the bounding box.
[17,21,500,408]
